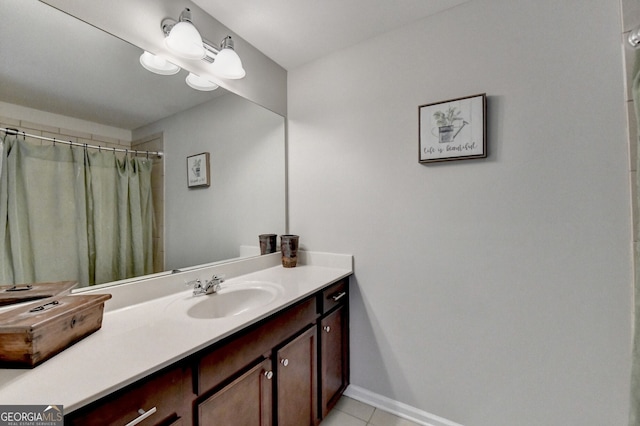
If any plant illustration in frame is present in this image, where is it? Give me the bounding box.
[187,152,210,188]
[419,94,486,163]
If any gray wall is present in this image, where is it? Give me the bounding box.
[288,0,632,425]
[135,93,285,269]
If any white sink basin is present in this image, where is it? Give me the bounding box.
[168,281,283,320]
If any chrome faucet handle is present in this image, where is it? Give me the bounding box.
[186,278,206,296]
[204,274,225,294]
[186,278,202,288]
[210,274,225,285]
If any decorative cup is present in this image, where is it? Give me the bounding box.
[280,235,299,268]
[259,234,277,255]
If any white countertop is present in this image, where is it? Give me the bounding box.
[0,251,353,412]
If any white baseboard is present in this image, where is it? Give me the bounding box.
[343,385,465,426]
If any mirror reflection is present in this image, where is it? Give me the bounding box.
[0,0,286,288]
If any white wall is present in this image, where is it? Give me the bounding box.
[135,93,285,270]
[288,1,632,425]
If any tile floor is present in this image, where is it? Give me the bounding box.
[320,396,422,426]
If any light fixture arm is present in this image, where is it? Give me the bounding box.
[161,8,194,37]
[202,40,221,63]
[178,8,194,24]
[202,37,236,63]
[220,35,234,50]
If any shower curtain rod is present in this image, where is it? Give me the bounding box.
[0,127,164,158]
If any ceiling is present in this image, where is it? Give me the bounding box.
[193,0,471,70]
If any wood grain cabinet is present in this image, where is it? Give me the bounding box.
[276,326,318,426]
[65,363,192,426]
[318,280,349,418]
[196,299,319,426]
[198,358,273,426]
[320,305,348,418]
[64,278,349,426]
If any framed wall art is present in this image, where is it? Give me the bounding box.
[419,93,487,163]
[187,152,210,188]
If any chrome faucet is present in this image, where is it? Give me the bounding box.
[205,274,225,294]
[187,274,225,296]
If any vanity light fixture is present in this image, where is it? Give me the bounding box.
[139,51,180,75]
[139,8,245,90]
[185,72,219,91]
[209,36,246,79]
[162,8,206,60]
[161,8,246,80]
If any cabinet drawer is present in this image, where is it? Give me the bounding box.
[198,297,317,393]
[320,279,348,314]
[66,365,190,426]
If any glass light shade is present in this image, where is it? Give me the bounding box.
[139,51,180,75]
[185,73,219,91]
[210,48,246,79]
[165,21,205,60]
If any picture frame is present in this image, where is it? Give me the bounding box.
[419,93,487,163]
[187,152,210,188]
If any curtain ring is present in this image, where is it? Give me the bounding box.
[21,131,26,141]
[52,137,56,147]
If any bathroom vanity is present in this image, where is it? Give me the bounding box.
[0,252,352,426]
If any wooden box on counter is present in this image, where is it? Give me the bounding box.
[0,293,111,368]
[0,281,78,306]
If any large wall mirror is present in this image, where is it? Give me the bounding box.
[0,0,286,288]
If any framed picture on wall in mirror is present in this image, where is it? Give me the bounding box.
[419,93,487,163]
[187,152,210,188]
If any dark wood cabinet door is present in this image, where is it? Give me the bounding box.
[198,358,273,426]
[276,326,318,426]
[320,305,349,418]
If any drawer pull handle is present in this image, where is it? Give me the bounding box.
[5,284,33,292]
[331,291,346,302]
[29,300,60,313]
[264,370,274,380]
[125,407,157,426]
[280,358,289,367]
[323,326,331,333]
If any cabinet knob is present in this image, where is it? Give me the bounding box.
[323,326,331,333]
[264,370,273,380]
[280,358,289,367]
